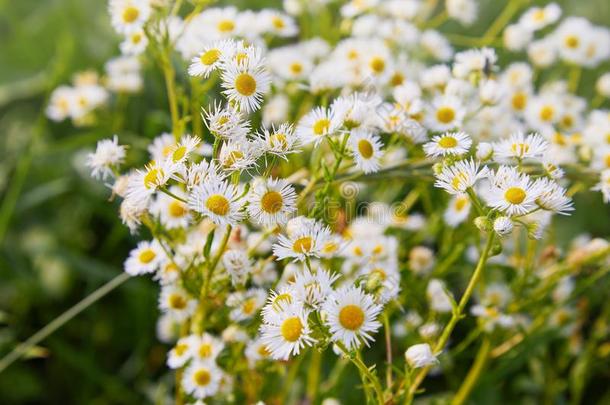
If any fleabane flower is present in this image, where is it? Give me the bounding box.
[519,3,562,31]
[247,178,297,227]
[189,39,235,78]
[221,46,271,113]
[159,284,197,321]
[124,240,164,276]
[260,302,315,360]
[166,135,201,166]
[86,135,126,180]
[426,96,465,131]
[182,361,223,399]
[349,129,383,174]
[222,249,252,286]
[272,220,331,262]
[323,285,382,350]
[188,179,245,226]
[535,178,574,215]
[125,159,173,207]
[167,335,197,369]
[203,101,250,140]
[486,167,543,216]
[292,267,339,308]
[424,131,472,157]
[592,169,610,203]
[434,159,488,195]
[119,29,148,56]
[151,186,190,229]
[190,333,225,363]
[218,139,263,172]
[296,107,340,146]
[109,0,151,34]
[405,343,438,368]
[257,123,299,158]
[444,193,472,227]
[494,132,548,161]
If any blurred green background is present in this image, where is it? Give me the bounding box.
[0,0,609,404]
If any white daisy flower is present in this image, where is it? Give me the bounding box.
[444,193,472,227]
[221,46,271,113]
[109,0,151,34]
[592,169,610,203]
[519,3,562,31]
[452,47,497,78]
[222,249,252,286]
[434,159,489,195]
[446,0,478,26]
[185,160,224,190]
[296,107,340,146]
[349,129,383,174]
[471,305,514,331]
[159,284,197,321]
[293,267,339,309]
[260,302,315,360]
[247,178,297,227]
[261,285,300,324]
[125,160,173,207]
[245,338,272,367]
[188,39,235,78]
[359,261,401,304]
[182,361,222,399]
[259,10,298,37]
[119,29,148,55]
[426,96,466,132]
[323,285,382,350]
[424,131,472,157]
[167,335,198,369]
[218,139,262,172]
[188,179,245,226]
[191,333,225,363]
[227,288,267,322]
[151,186,191,230]
[486,167,543,216]
[147,133,175,162]
[166,135,201,166]
[535,178,574,215]
[272,220,332,262]
[124,240,164,276]
[86,135,126,180]
[203,101,250,140]
[257,123,299,158]
[493,132,548,161]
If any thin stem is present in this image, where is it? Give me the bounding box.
[479,0,527,47]
[0,272,130,374]
[384,313,393,390]
[160,187,188,203]
[404,233,496,403]
[337,342,385,404]
[568,65,582,94]
[451,337,491,405]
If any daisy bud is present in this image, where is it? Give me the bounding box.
[405,343,438,368]
[493,217,514,236]
[432,162,444,175]
[474,216,492,232]
[476,142,494,161]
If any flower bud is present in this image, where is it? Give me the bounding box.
[493,216,513,236]
[474,216,492,232]
[405,343,438,368]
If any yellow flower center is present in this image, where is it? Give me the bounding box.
[261,191,283,213]
[438,136,458,149]
[194,369,211,386]
[199,343,212,358]
[390,72,404,86]
[217,19,235,33]
[224,150,244,168]
[131,33,142,44]
[168,201,187,218]
[139,249,156,264]
[371,268,387,280]
[293,236,313,254]
[322,241,338,254]
[280,317,303,342]
[369,57,386,74]
[357,139,374,159]
[169,293,187,310]
[436,107,455,124]
[172,145,187,162]
[272,16,285,29]
[561,115,573,128]
[174,343,188,356]
[604,154,610,168]
[532,9,546,22]
[122,6,139,23]
[289,62,303,75]
[257,345,271,356]
[565,35,579,49]
[235,73,257,96]
[201,49,221,65]
[269,133,287,149]
[144,167,163,189]
[313,118,330,136]
[206,194,230,216]
[455,196,469,211]
[242,298,256,314]
[339,305,365,331]
[539,106,554,122]
[511,92,527,110]
[235,52,248,64]
[504,187,526,204]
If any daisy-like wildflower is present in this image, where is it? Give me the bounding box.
[119,29,148,56]
[257,123,299,158]
[166,135,201,166]
[109,0,151,34]
[227,288,267,322]
[535,178,574,215]
[427,96,465,131]
[222,249,252,286]
[245,338,272,367]
[494,132,548,161]
[218,139,262,172]
[444,193,472,227]
[434,159,489,195]
[203,102,250,140]
[592,169,610,203]
[348,129,383,174]
[470,305,514,331]
[519,3,562,31]
[188,179,244,226]
[167,335,198,369]
[124,240,164,276]
[427,279,453,313]
[260,302,315,360]
[486,167,543,216]
[183,361,223,399]
[191,333,225,363]
[272,220,331,262]
[261,285,299,323]
[159,284,197,321]
[248,178,297,227]
[86,135,126,180]
[323,285,382,350]
[125,160,172,207]
[151,187,190,229]
[221,46,271,113]
[292,267,339,308]
[188,40,235,78]
[424,131,472,157]
[296,107,340,146]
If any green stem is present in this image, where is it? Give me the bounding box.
[404,233,496,403]
[337,342,385,404]
[384,313,393,390]
[451,337,491,405]
[479,0,527,47]
[0,272,130,374]
[568,65,582,94]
